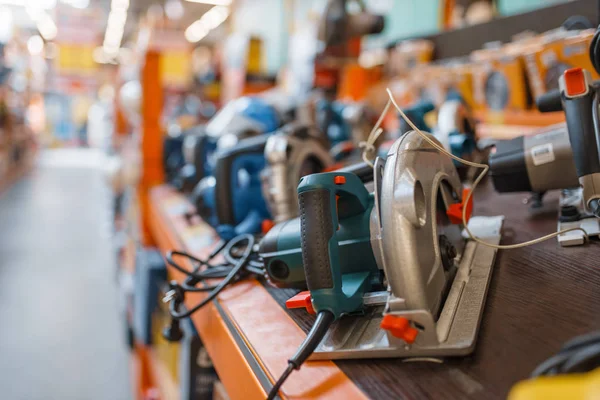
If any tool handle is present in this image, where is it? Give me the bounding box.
[536,89,563,113]
[192,134,211,180]
[214,135,269,225]
[298,188,335,291]
[560,77,600,178]
[297,172,371,314]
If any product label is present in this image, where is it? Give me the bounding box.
[531,143,555,166]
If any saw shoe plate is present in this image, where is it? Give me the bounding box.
[310,215,504,360]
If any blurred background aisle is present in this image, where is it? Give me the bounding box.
[0,149,130,400]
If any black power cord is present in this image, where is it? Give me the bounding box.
[266,311,335,400]
[163,233,337,399]
[162,234,264,338]
[532,331,600,377]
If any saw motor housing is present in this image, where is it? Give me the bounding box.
[192,134,272,240]
[261,131,503,359]
[260,172,380,295]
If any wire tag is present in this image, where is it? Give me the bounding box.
[362,89,590,250]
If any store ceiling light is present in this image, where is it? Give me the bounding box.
[111,0,129,10]
[0,6,13,43]
[93,46,118,64]
[0,0,56,9]
[60,0,89,9]
[93,46,107,63]
[108,9,127,26]
[165,0,184,20]
[27,35,44,55]
[102,0,128,59]
[202,5,227,29]
[185,0,231,5]
[185,5,229,43]
[185,23,209,43]
[103,44,119,56]
[36,12,57,40]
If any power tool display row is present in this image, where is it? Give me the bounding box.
[161,89,482,243]
[151,21,600,400]
[155,86,502,400]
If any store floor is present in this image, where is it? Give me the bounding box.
[0,149,131,400]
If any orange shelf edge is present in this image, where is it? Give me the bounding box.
[148,191,267,400]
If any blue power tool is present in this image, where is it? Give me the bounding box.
[435,94,477,164]
[192,134,272,240]
[379,96,477,163]
[399,100,435,134]
[316,99,374,161]
[174,96,281,192]
[191,122,334,240]
[316,100,350,146]
[377,100,436,158]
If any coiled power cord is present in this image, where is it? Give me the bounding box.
[161,233,263,342]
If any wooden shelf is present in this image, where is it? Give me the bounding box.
[147,183,600,400]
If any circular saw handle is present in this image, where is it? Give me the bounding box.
[297,172,371,317]
[299,188,337,292]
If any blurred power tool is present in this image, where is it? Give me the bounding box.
[173,96,282,192]
[529,65,600,244]
[489,124,578,194]
[435,95,478,163]
[509,331,600,400]
[314,0,384,92]
[317,0,385,53]
[192,123,334,240]
[489,123,600,246]
[379,96,479,163]
[315,99,374,161]
[398,101,434,134]
[176,128,218,193]
[261,131,504,399]
[192,134,271,241]
[261,123,334,224]
[376,100,435,158]
[164,132,188,186]
[536,67,600,218]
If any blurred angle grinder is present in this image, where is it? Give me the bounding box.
[174,96,282,193]
[490,70,600,246]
